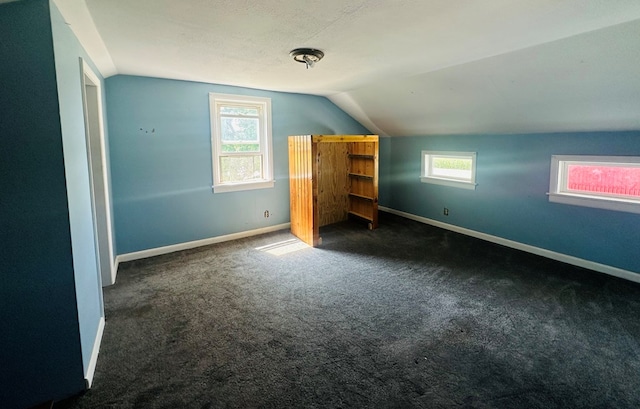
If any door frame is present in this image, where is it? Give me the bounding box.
[80,59,116,286]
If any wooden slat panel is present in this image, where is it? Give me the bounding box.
[318,142,349,226]
[311,140,320,246]
[288,135,301,243]
[288,135,315,246]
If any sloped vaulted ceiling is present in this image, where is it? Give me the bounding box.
[54,0,640,136]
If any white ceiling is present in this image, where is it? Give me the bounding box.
[54,0,640,136]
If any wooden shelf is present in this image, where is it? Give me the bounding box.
[349,193,375,201]
[348,154,376,159]
[348,210,374,222]
[349,172,373,179]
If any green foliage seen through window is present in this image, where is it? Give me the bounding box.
[433,158,472,171]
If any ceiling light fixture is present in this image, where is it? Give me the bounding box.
[290,48,324,69]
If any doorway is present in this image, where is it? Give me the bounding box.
[81,60,116,286]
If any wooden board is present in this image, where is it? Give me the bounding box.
[317,142,350,226]
[288,135,317,246]
[312,134,379,143]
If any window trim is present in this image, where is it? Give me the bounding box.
[420,150,477,190]
[209,93,274,193]
[548,155,640,214]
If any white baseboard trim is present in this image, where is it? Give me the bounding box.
[112,258,119,282]
[101,260,117,288]
[85,316,105,389]
[379,206,640,284]
[115,223,291,265]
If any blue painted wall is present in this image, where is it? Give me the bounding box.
[0,0,86,407]
[378,136,392,206]
[381,132,640,273]
[50,0,107,380]
[106,75,369,254]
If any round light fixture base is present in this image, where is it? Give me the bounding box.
[290,48,324,69]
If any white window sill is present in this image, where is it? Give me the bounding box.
[213,180,275,193]
[548,192,640,214]
[420,176,477,190]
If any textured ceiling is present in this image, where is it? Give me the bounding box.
[54,0,640,136]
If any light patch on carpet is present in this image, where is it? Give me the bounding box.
[255,238,309,256]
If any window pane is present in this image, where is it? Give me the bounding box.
[221,117,259,143]
[567,164,640,198]
[432,157,472,180]
[220,155,262,182]
[220,106,259,116]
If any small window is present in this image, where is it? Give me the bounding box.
[210,93,274,193]
[421,151,477,190]
[549,155,640,214]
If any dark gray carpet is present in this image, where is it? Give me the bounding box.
[58,212,640,408]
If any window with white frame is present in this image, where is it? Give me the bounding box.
[421,151,477,190]
[548,155,640,214]
[209,93,274,193]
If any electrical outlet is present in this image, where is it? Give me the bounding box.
[264,210,270,218]
[443,207,449,216]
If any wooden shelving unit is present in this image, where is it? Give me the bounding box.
[288,135,379,246]
[347,140,378,229]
